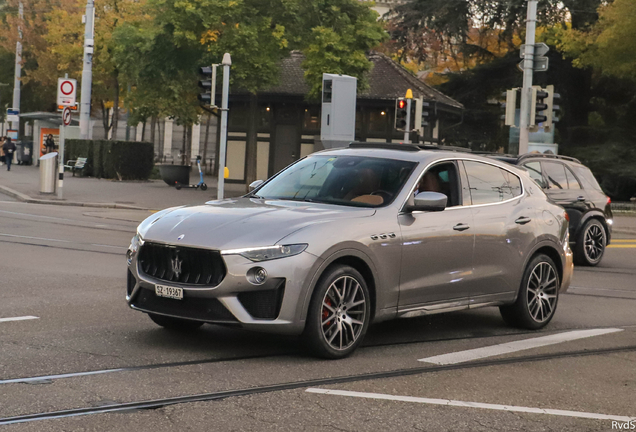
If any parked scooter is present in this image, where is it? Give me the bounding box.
[175,156,207,191]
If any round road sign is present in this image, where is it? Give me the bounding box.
[62,107,72,126]
[60,80,74,96]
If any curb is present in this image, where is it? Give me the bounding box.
[0,184,151,211]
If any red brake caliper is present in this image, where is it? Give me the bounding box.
[322,298,332,326]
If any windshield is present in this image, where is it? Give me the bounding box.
[253,155,417,207]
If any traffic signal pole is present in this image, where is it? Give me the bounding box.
[79,0,95,139]
[217,53,231,200]
[518,0,537,155]
[11,2,23,132]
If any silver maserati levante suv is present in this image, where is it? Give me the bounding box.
[126,143,573,358]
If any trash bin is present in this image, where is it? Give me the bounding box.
[40,152,58,194]
[15,140,33,165]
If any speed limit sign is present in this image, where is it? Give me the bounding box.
[62,107,72,126]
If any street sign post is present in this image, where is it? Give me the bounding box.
[57,78,77,107]
[6,108,19,123]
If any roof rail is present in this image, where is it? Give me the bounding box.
[348,142,421,152]
[418,144,472,153]
[347,142,472,153]
[517,153,581,164]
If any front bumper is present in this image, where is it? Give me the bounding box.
[126,248,321,335]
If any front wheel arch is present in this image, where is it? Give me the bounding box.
[299,248,379,326]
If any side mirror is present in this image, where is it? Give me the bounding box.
[408,192,447,212]
[249,180,264,190]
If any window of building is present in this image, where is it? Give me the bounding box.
[368,108,388,134]
[302,106,320,132]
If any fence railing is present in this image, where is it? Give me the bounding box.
[611,202,636,213]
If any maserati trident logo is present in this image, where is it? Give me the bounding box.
[171,253,183,278]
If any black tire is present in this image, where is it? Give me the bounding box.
[148,313,204,331]
[303,265,371,359]
[175,183,182,190]
[200,183,208,191]
[500,254,560,330]
[574,219,606,266]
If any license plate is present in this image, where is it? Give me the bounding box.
[155,285,183,300]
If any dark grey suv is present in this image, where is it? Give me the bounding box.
[491,154,612,266]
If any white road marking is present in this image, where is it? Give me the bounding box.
[418,328,623,365]
[0,316,39,323]
[0,233,72,243]
[306,388,636,422]
[91,244,127,250]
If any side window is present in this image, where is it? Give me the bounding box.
[543,162,568,190]
[464,161,522,205]
[415,162,461,207]
[564,166,582,189]
[523,161,547,189]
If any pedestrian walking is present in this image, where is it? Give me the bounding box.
[0,136,5,165]
[44,134,56,154]
[2,137,16,171]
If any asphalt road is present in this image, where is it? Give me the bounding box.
[0,199,634,431]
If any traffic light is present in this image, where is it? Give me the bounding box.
[503,89,518,126]
[544,85,561,132]
[198,65,217,106]
[395,98,408,131]
[420,100,432,128]
[530,86,549,126]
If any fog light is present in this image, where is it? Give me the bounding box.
[254,267,267,284]
[247,267,268,285]
[126,249,133,265]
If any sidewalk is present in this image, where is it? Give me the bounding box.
[0,164,247,210]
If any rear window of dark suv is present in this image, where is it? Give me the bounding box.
[572,165,603,192]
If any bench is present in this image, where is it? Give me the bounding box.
[64,157,88,177]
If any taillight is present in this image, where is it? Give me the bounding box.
[564,212,569,222]
[607,197,611,205]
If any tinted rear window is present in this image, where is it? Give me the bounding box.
[573,165,603,191]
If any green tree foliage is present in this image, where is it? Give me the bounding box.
[558,0,636,80]
[113,0,387,116]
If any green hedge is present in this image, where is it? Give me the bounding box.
[65,140,154,180]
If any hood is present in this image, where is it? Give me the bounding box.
[138,198,375,250]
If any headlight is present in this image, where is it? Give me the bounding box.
[221,244,308,262]
[128,233,143,258]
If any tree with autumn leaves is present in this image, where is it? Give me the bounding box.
[0,0,386,138]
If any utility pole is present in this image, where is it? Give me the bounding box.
[11,1,23,132]
[79,0,95,139]
[518,0,537,155]
[217,53,231,200]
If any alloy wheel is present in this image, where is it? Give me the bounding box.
[584,224,605,262]
[526,262,558,323]
[321,275,367,351]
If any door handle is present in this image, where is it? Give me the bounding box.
[515,217,532,225]
[453,223,470,232]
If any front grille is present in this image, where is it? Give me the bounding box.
[138,242,226,286]
[132,288,237,322]
[237,280,285,320]
[127,270,136,296]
